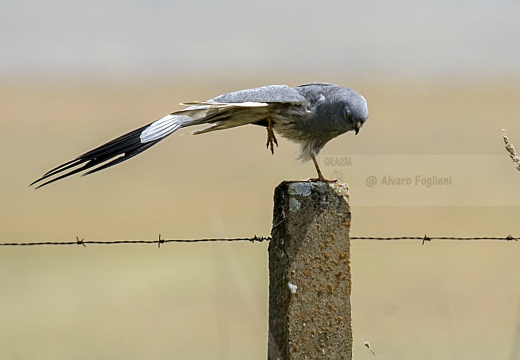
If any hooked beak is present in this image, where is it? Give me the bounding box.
[355,121,362,135]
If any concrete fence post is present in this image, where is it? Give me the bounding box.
[268,181,352,360]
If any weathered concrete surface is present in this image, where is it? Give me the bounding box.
[268,181,352,360]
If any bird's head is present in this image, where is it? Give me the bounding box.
[344,93,368,135]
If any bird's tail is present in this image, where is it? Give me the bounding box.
[31,101,268,188]
[30,117,181,188]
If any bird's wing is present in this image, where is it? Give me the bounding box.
[210,85,307,104]
[179,101,269,135]
[31,86,310,188]
[185,85,309,134]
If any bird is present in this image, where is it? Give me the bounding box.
[31,82,368,188]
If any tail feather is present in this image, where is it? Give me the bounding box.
[31,101,271,188]
[31,122,163,188]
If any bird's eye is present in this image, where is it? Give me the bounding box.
[345,112,352,120]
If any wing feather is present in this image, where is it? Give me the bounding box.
[31,122,163,188]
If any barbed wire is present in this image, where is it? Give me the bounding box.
[0,235,517,247]
[354,235,518,245]
[0,235,270,248]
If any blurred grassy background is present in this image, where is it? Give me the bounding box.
[2,0,520,359]
[1,79,519,360]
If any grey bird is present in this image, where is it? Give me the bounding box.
[31,82,368,188]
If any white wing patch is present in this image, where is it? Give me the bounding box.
[179,101,267,108]
[140,115,184,143]
[140,101,270,143]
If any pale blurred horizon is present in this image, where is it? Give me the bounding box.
[1,0,519,83]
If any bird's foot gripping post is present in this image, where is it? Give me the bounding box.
[309,154,338,182]
[268,181,352,360]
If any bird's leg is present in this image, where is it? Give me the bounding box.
[310,154,336,182]
[266,114,278,154]
[311,154,325,181]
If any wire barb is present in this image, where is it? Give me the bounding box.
[76,236,86,247]
[157,234,164,248]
